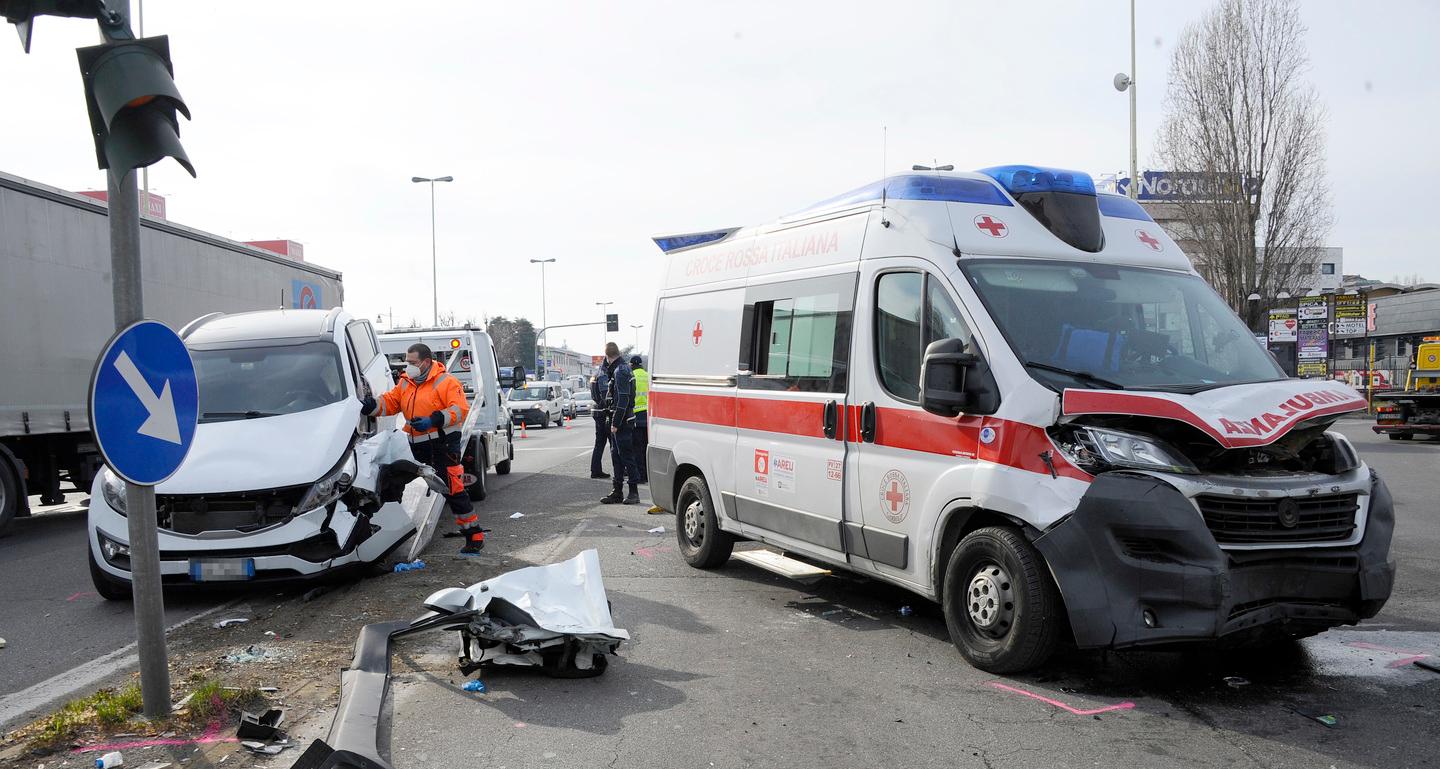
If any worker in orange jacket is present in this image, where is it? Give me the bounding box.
[360,343,483,554]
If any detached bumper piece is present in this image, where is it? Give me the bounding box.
[294,550,627,769]
[1034,472,1396,650]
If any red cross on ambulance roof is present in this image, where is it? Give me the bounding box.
[974,214,1008,238]
[1135,229,1162,251]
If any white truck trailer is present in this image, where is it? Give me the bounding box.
[0,170,344,533]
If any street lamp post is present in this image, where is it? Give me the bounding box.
[530,258,555,373]
[411,175,454,325]
[1113,0,1138,199]
[630,323,644,352]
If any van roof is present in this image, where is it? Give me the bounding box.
[184,308,342,345]
[654,168,1193,289]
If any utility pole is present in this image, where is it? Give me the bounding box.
[530,259,555,373]
[630,323,644,351]
[411,175,453,325]
[1128,0,1137,200]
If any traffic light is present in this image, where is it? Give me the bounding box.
[77,35,194,176]
[606,314,619,333]
[1,0,96,53]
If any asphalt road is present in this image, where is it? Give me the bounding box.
[385,420,1439,769]
[0,418,598,722]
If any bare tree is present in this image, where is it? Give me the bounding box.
[1156,0,1331,327]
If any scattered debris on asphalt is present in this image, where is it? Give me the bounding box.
[0,637,6,649]
[223,645,278,664]
[1223,676,1251,688]
[1415,658,1440,673]
[241,739,292,755]
[510,512,525,519]
[301,586,331,603]
[462,679,487,693]
[393,559,427,573]
[237,708,291,755]
[1292,708,1339,727]
[647,526,665,534]
[647,505,666,514]
[96,750,124,768]
[212,618,249,629]
[899,606,914,617]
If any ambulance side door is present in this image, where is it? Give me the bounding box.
[845,263,980,586]
[729,272,856,562]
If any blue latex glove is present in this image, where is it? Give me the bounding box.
[409,415,434,431]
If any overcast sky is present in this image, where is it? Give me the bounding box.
[3,0,1435,357]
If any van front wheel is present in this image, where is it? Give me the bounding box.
[942,526,1062,674]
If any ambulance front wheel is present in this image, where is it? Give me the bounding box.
[942,526,1063,674]
[675,475,733,569]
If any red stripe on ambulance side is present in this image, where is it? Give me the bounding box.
[654,389,1087,481]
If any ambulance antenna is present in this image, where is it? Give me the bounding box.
[880,126,891,228]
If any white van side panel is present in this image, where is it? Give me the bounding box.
[653,288,745,380]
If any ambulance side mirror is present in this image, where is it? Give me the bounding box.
[920,339,999,418]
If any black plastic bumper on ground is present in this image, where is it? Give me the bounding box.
[1033,472,1397,650]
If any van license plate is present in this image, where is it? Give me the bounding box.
[189,558,255,582]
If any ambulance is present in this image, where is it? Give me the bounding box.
[645,166,1395,673]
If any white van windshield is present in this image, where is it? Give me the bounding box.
[194,341,348,422]
[961,260,1286,393]
[511,387,554,401]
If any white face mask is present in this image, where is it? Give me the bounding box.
[404,363,422,379]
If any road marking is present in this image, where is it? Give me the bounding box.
[0,598,241,731]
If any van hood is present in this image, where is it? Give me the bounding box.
[159,400,357,494]
[1061,379,1366,448]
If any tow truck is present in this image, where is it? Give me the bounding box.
[1372,338,1440,440]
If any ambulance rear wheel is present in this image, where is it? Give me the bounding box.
[942,526,1062,674]
[676,475,732,569]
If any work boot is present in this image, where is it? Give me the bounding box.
[601,488,625,504]
[623,486,640,505]
[459,527,485,555]
[590,471,611,479]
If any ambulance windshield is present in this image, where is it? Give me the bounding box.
[962,260,1286,392]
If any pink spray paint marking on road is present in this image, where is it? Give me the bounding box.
[988,682,1136,716]
[633,545,672,559]
[66,591,96,602]
[1346,641,1433,668]
[71,721,236,753]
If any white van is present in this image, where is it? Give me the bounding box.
[88,309,443,597]
[646,166,1395,673]
[510,381,566,428]
[377,327,518,495]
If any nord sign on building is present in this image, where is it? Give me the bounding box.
[1116,171,1260,202]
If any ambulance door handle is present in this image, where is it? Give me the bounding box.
[822,400,838,439]
[860,402,877,443]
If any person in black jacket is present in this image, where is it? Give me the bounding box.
[600,342,640,505]
[589,368,611,479]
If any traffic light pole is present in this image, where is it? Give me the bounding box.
[103,0,170,717]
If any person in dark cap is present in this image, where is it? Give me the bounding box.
[630,354,649,484]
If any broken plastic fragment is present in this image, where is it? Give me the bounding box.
[899,606,914,616]
[1223,676,1250,688]
[212,618,249,628]
[510,512,525,519]
[393,559,427,573]
[461,679,487,693]
[647,526,665,534]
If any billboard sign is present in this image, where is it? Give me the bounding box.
[1333,294,1365,336]
[1115,171,1260,202]
[1267,309,1298,343]
[1297,297,1329,360]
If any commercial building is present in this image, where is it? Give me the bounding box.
[538,344,596,382]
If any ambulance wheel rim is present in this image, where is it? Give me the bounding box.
[966,563,1015,637]
[683,499,704,542]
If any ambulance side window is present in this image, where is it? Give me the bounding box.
[875,271,973,402]
[738,274,855,393]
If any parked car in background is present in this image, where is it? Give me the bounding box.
[572,389,596,416]
[509,382,566,428]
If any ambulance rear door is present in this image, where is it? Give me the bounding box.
[729,271,857,562]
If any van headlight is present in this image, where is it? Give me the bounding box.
[1060,426,1197,475]
[294,452,357,514]
[101,468,128,515]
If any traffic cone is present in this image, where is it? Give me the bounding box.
[519,421,528,439]
[564,415,572,430]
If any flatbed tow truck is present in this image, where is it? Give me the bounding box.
[1373,339,1440,440]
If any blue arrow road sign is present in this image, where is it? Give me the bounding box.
[89,320,199,485]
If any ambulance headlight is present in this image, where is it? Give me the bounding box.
[101,468,128,515]
[295,452,357,514]
[1061,426,1197,475]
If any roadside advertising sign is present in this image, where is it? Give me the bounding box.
[1297,297,1329,361]
[1267,309,1298,343]
[1334,294,1365,336]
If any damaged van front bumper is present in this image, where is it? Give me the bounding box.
[1034,471,1396,650]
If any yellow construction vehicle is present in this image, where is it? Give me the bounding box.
[1373,338,1440,441]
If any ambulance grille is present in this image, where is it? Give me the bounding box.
[1195,493,1359,544]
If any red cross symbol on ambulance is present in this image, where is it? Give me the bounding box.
[692,321,704,346]
[884,481,905,513]
[974,214,1008,238]
[1135,229,1163,251]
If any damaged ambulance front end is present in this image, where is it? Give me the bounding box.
[1035,380,1396,650]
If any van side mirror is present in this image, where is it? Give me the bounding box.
[919,338,1000,418]
[509,366,526,389]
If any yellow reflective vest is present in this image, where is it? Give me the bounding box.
[633,367,650,413]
